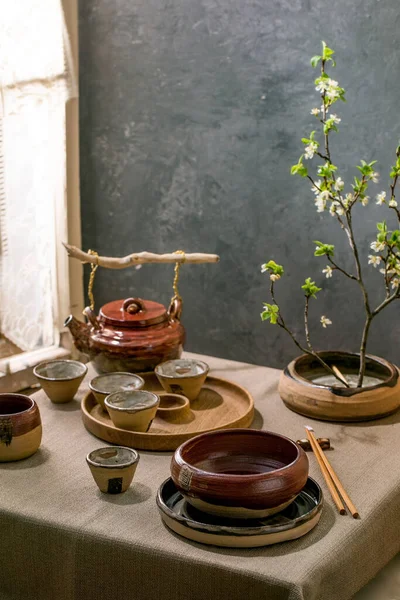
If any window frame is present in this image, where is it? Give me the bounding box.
[0,0,83,392]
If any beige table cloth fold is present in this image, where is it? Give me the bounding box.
[1,353,400,600]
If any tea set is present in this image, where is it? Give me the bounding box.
[0,286,324,548]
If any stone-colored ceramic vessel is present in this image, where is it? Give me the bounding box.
[279,351,400,422]
[89,372,145,411]
[0,394,42,461]
[155,359,209,402]
[86,446,139,493]
[34,359,87,404]
[105,390,160,432]
[171,428,309,519]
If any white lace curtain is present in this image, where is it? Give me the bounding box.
[0,0,76,351]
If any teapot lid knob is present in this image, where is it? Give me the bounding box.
[122,298,146,315]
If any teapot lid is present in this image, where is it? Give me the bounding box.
[99,298,167,328]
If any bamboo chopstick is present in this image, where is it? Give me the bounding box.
[305,426,359,519]
[305,427,346,515]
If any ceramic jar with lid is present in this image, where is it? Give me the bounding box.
[65,297,185,373]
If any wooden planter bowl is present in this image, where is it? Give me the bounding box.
[170,428,309,519]
[279,351,400,422]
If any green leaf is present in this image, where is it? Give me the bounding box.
[390,231,400,245]
[291,162,308,177]
[310,55,322,68]
[377,221,387,233]
[314,241,335,257]
[260,304,280,325]
[301,277,322,299]
[321,41,335,60]
[261,260,284,276]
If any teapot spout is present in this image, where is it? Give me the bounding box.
[64,315,90,354]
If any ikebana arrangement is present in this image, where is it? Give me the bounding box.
[261,42,400,421]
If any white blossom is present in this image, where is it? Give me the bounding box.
[315,190,330,212]
[361,196,369,206]
[329,113,341,124]
[391,278,400,289]
[322,265,333,278]
[334,177,344,191]
[330,200,345,216]
[343,193,354,208]
[370,240,386,252]
[379,268,386,275]
[371,172,379,183]
[326,85,340,101]
[320,315,332,328]
[368,255,382,267]
[305,142,318,160]
[389,198,398,208]
[311,179,322,195]
[376,191,386,205]
[311,108,320,116]
[316,79,329,93]
[270,274,281,282]
[327,78,339,88]
[315,196,327,212]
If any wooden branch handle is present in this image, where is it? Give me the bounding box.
[63,244,220,268]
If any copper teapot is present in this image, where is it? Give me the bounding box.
[65,296,185,374]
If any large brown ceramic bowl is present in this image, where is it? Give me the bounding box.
[170,429,309,519]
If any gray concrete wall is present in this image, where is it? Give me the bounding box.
[79,0,400,368]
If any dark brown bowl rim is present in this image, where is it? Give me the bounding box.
[0,393,35,416]
[288,351,397,394]
[174,428,302,480]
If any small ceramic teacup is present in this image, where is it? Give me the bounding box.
[89,372,145,411]
[104,390,160,432]
[155,359,209,402]
[33,359,87,404]
[86,446,139,494]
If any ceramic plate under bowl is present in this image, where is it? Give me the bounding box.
[157,477,323,548]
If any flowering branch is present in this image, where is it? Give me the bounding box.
[261,41,400,388]
[261,265,346,385]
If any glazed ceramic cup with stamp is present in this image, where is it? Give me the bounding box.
[86,446,139,493]
[155,359,209,402]
[89,372,145,411]
[104,390,160,432]
[0,394,42,462]
[34,359,87,404]
[171,428,309,519]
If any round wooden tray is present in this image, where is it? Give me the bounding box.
[81,373,255,451]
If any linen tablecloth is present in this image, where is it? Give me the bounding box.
[1,353,400,600]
